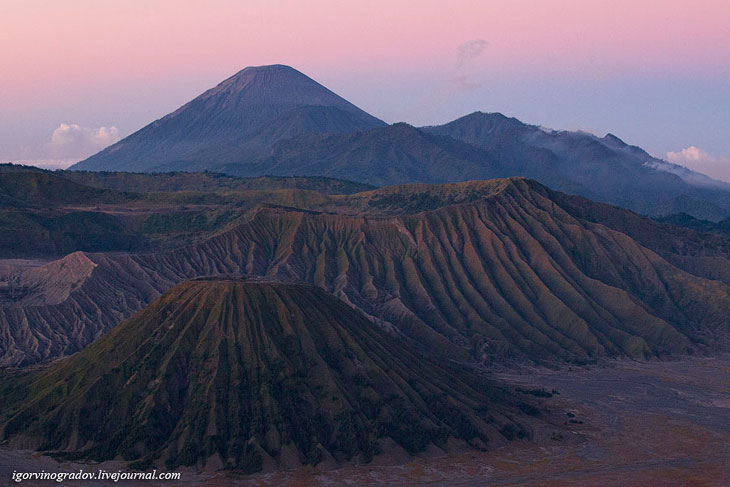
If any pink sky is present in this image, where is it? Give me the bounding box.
[3,0,728,106]
[1,0,729,175]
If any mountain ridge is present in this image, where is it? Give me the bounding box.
[70,66,730,221]
[3,177,728,367]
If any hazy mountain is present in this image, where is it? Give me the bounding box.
[71,65,386,172]
[206,117,730,219]
[3,178,728,367]
[0,279,533,470]
[70,66,730,220]
[424,112,730,220]
[215,122,515,185]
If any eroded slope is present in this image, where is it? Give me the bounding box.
[2,178,729,366]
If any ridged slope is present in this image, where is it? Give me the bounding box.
[0,280,528,470]
[2,178,729,366]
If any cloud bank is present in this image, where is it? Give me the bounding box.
[47,123,121,160]
[665,146,730,183]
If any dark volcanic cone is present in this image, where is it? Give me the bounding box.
[0,279,531,471]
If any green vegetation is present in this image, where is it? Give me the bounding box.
[0,280,532,470]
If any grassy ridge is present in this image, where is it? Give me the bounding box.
[0,165,134,208]
[0,166,367,257]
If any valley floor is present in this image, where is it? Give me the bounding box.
[2,355,728,486]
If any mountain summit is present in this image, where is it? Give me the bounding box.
[200,65,373,113]
[72,65,385,172]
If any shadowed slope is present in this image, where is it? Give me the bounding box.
[654,213,730,240]
[0,166,379,258]
[214,123,511,186]
[61,170,376,194]
[0,279,530,471]
[0,164,134,208]
[0,165,145,257]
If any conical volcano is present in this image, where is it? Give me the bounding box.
[0,279,530,471]
[71,65,385,172]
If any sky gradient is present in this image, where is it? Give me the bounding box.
[2,0,729,178]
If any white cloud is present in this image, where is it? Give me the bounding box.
[47,123,122,160]
[666,146,712,164]
[665,146,730,184]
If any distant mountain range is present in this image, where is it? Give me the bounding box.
[71,65,730,221]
